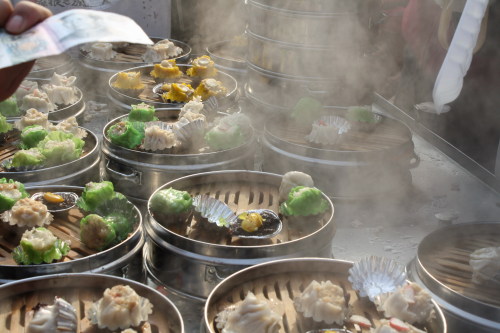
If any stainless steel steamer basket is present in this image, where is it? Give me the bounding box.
[0,185,144,283]
[26,53,74,80]
[247,0,363,47]
[144,171,336,301]
[1,126,100,187]
[8,79,86,122]
[0,273,184,332]
[101,111,256,203]
[78,38,191,96]
[408,222,500,333]
[204,258,447,333]
[106,64,238,113]
[261,113,419,198]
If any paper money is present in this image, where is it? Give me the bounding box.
[0,9,153,69]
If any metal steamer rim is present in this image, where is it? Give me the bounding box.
[413,221,500,325]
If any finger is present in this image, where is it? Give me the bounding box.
[6,1,52,34]
[0,0,14,26]
[0,61,35,101]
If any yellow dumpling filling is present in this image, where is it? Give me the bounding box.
[194,78,227,101]
[112,71,145,90]
[150,59,182,79]
[162,83,194,102]
[238,212,264,233]
[186,55,217,78]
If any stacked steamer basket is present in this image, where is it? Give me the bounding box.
[245,0,371,114]
[206,36,248,93]
[0,123,100,187]
[106,63,238,114]
[143,171,336,302]
[408,222,500,333]
[0,274,184,332]
[261,109,420,198]
[101,108,254,207]
[77,38,191,99]
[0,185,144,283]
[204,258,447,333]
[27,53,75,80]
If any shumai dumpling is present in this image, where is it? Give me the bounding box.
[49,116,87,139]
[14,108,50,131]
[141,124,176,151]
[20,89,56,113]
[87,285,153,331]
[1,198,53,227]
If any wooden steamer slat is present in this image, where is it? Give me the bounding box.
[210,270,431,333]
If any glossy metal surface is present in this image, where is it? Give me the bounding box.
[0,185,144,283]
[101,110,255,201]
[144,171,335,300]
[2,126,100,187]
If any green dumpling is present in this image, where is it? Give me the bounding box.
[12,227,70,265]
[80,214,117,251]
[0,96,21,117]
[346,106,378,123]
[291,97,323,124]
[107,121,145,149]
[37,130,85,165]
[204,124,244,151]
[128,103,157,122]
[11,148,46,168]
[0,114,12,134]
[280,186,329,216]
[150,188,193,214]
[0,178,29,211]
[77,181,117,212]
[20,125,48,149]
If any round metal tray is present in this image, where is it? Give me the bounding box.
[0,185,143,283]
[204,258,447,333]
[0,273,184,332]
[410,222,500,331]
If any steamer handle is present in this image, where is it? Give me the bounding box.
[105,159,142,185]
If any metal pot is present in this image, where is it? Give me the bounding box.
[1,126,101,187]
[245,62,369,112]
[204,258,447,333]
[261,112,419,198]
[26,53,74,80]
[77,38,191,98]
[106,64,238,114]
[101,111,255,204]
[0,185,144,284]
[206,39,248,87]
[408,222,500,333]
[0,273,184,332]
[247,0,363,47]
[144,171,336,301]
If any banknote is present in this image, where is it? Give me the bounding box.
[0,9,153,69]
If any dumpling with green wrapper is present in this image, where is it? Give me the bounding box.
[76,181,124,212]
[0,96,21,117]
[280,186,328,217]
[0,114,12,134]
[0,178,29,211]
[10,148,46,169]
[20,125,48,149]
[204,123,245,151]
[12,227,70,265]
[150,188,193,232]
[107,121,145,149]
[79,214,117,251]
[127,103,157,122]
[37,130,85,165]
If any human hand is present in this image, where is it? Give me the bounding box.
[0,0,52,101]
